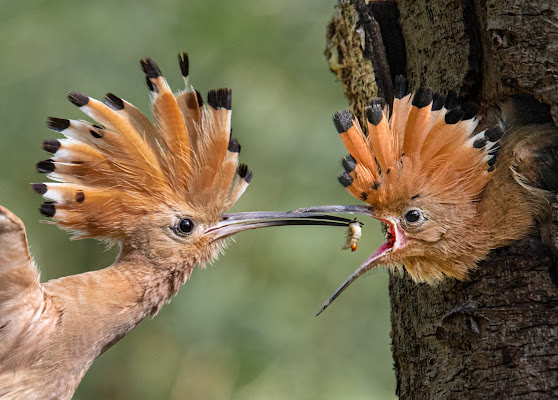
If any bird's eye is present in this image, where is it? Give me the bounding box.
[405,209,424,224]
[174,218,195,235]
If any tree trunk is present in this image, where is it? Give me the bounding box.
[326,1,558,398]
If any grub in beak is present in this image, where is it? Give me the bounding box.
[300,207,397,316]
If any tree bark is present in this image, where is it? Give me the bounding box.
[326,1,558,398]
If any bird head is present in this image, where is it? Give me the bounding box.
[32,54,351,269]
[307,77,503,314]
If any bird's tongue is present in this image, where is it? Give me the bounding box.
[377,222,396,255]
[315,220,395,316]
[371,240,393,258]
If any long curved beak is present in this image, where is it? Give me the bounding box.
[206,207,370,239]
[208,204,381,316]
[315,241,391,316]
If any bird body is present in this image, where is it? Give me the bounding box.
[313,78,557,314]
[0,54,352,399]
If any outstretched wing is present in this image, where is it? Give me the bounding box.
[0,206,58,375]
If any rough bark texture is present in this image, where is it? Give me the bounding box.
[390,238,558,399]
[326,0,558,398]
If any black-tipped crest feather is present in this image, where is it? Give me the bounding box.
[68,92,89,107]
[333,110,354,134]
[432,93,445,111]
[195,90,204,106]
[486,127,504,142]
[207,89,232,110]
[39,202,56,218]
[178,52,189,77]
[445,108,464,124]
[338,172,354,187]
[145,77,155,91]
[238,164,249,179]
[237,164,253,183]
[462,101,478,120]
[47,117,70,132]
[412,88,433,108]
[473,137,487,149]
[37,160,54,173]
[444,90,458,110]
[104,93,124,111]
[342,155,357,172]
[42,140,61,154]
[140,58,162,79]
[370,97,386,109]
[366,105,383,126]
[228,138,241,153]
[394,75,408,99]
[31,183,47,195]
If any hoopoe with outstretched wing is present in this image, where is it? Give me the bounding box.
[0,54,352,399]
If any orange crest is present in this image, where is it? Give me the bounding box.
[33,54,251,239]
[334,77,502,210]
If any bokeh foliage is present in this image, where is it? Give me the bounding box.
[0,0,395,398]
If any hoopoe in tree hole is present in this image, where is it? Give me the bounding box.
[0,53,353,399]
[296,76,558,315]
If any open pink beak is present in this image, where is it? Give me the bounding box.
[285,205,399,316]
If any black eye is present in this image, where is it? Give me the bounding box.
[176,218,195,235]
[405,209,422,223]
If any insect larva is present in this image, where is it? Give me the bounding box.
[342,219,363,251]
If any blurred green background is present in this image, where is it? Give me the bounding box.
[0,0,395,399]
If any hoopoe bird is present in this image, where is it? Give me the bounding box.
[0,53,353,399]
[297,77,558,315]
